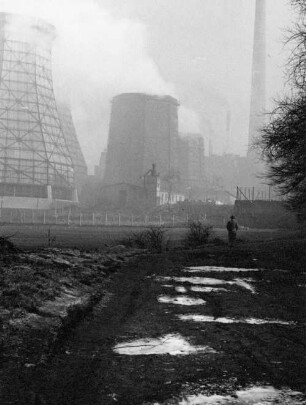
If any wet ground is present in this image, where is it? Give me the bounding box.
[2,249,306,404]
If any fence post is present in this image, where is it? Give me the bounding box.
[79,213,82,226]
[172,215,175,227]
[92,212,95,226]
[118,213,121,227]
[105,212,108,226]
[67,212,70,225]
[43,211,46,225]
[32,210,35,224]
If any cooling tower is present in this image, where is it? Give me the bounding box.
[58,103,88,193]
[103,93,180,187]
[0,13,77,209]
[248,0,266,154]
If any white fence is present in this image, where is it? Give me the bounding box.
[0,210,208,227]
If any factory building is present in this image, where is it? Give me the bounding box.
[0,13,79,209]
[178,133,205,199]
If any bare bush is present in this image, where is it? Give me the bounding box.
[185,221,213,247]
[123,226,167,252]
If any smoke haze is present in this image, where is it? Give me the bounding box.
[0,0,293,171]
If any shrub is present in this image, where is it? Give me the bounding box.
[0,234,18,253]
[123,226,167,252]
[185,220,213,247]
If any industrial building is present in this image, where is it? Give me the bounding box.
[178,133,205,199]
[0,13,81,209]
[101,93,184,208]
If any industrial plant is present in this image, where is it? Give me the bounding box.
[0,12,85,210]
[0,0,274,215]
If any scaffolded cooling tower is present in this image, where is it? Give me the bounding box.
[58,103,88,194]
[0,13,77,209]
[103,93,180,187]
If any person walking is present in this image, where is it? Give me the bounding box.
[226,215,238,247]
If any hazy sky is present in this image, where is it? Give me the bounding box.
[0,0,295,172]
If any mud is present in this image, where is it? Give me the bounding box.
[0,240,305,405]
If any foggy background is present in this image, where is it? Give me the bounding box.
[0,0,294,173]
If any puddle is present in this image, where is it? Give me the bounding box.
[113,334,216,356]
[171,277,229,285]
[233,279,255,293]
[175,286,188,293]
[158,295,206,306]
[178,314,293,325]
[173,386,305,404]
[180,386,304,404]
[161,277,255,293]
[185,266,261,273]
[191,286,228,293]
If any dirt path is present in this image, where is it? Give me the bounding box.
[2,252,306,405]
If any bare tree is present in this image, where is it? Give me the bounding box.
[256,1,306,220]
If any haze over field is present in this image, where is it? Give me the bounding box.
[0,0,294,171]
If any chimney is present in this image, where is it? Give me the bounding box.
[248,0,266,155]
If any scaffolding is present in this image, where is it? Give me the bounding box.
[58,103,88,193]
[0,13,77,208]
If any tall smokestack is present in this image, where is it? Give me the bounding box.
[248,0,266,155]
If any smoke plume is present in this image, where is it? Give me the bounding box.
[0,0,201,170]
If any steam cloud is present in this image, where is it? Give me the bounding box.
[0,0,201,171]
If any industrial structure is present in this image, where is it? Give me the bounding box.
[178,133,205,199]
[58,103,88,194]
[103,93,180,187]
[101,93,208,208]
[0,13,79,209]
[248,0,266,154]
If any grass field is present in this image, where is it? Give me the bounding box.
[0,223,302,250]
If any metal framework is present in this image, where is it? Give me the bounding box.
[0,13,76,204]
[58,103,88,193]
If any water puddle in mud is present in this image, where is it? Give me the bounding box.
[233,279,255,293]
[185,266,261,273]
[158,295,206,306]
[191,286,228,293]
[175,286,188,293]
[113,334,216,356]
[170,277,228,285]
[151,386,304,404]
[159,277,255,293]
[178,314,294,325]
[175,386,305,404]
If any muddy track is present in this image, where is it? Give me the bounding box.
[1,257,154,405]
[1,251,305,405]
